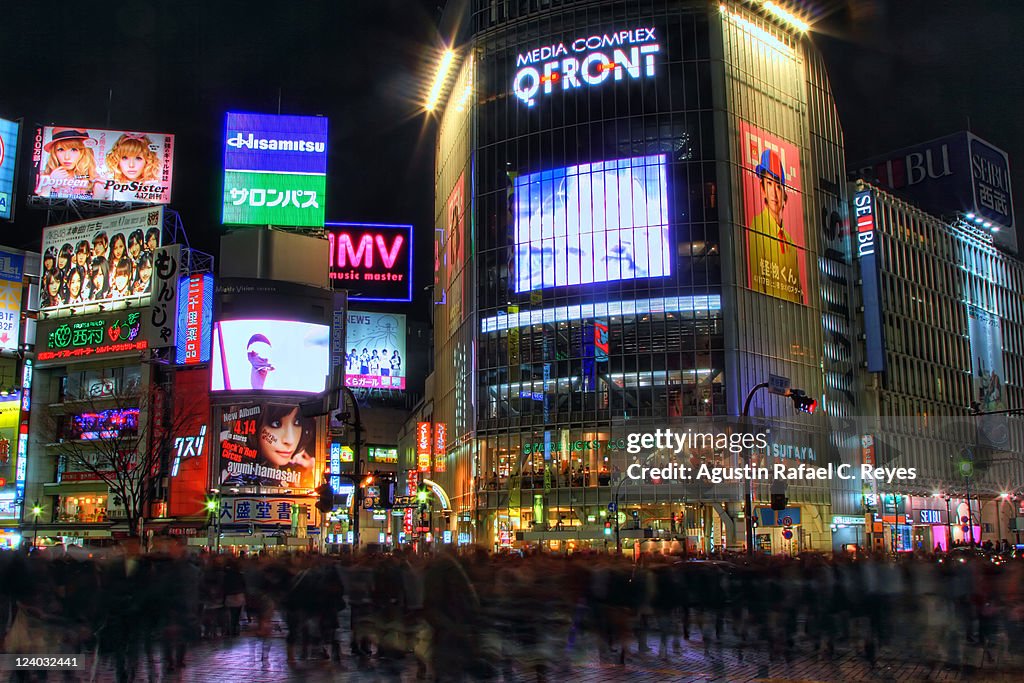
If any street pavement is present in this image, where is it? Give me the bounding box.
[78,624,1024,683]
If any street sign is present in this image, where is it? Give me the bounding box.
[768,374,791,396]
[394,495,417,507]
[607,502,618,513]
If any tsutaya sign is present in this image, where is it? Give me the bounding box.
[513,27,660,107]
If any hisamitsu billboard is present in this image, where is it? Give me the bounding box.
[326,223,413,302]
[222,112,328,228]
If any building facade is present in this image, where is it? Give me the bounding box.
[853,182,1024,552]
[428,0,859,554]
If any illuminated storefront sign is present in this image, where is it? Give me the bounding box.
[367,446,398,464]
[861,434,878,509]
[171,425,207,477]
[329,442,342,493]
[513,27,660,107]
[854,190,885,372]
[222,112,328,228]
[433,423,447,473]
[831,515,865,526]
[326,223,413,302]
[416,422,431,472]
[0,117,20,220]
[175,273,213,365]
[38,312,147,361]
[918,509,945,525]
[0,251,24,351]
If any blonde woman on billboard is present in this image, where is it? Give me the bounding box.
[35,128,110,199]
[105,133,161,184]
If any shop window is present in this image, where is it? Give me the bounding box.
[59,495,108,524]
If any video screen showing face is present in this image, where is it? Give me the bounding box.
[514,154,670,292]
[211,319,329,393]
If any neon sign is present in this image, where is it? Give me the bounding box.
[176,273,213,365]
[171,425,207,477]
[513,27,660,107]
[433,423,447,473]
[416,422,431,472]
[38,313,147,361]
[326,223,413,302]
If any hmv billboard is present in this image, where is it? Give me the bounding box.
[852,131,1016,253]
[325,222,413,302]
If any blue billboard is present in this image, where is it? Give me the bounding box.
[513,154,670,292]
[0,117,20,221]
[222,112,328,227]
[851,131,1016,254]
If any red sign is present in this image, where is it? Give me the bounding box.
[433,423,447,473]
[326,223,412,302]
[416,422,431,472]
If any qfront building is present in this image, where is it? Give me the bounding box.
[424,0,861,553]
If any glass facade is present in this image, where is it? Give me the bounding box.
[432,0,852,552]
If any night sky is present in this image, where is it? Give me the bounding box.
[4,0,1023,322]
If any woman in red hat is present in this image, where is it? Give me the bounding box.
[35,127,109,199]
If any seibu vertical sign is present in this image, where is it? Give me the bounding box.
[854,189,885,373]
[326,223,412,302]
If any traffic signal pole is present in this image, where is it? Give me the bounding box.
[742,383,769,558]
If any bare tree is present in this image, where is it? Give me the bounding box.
[46,375,202,539]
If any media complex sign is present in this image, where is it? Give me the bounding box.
[512,27,661,107]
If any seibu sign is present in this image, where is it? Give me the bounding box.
[513,27,660,107]
[326,223,413,302]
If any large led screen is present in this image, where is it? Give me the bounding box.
[513,154,670,292]
[344,311,406,390]
[31,126,174,204]
[0,117,20,220]
[218,402,315,489]
[222,112,328,228]
[39,207,163,315]
[740,121,808,305]
[211,319,329,393]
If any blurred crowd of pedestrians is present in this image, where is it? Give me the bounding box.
[2,544,1024,682]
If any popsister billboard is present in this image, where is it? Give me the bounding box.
[31,125,173,204]
[0,117,21,220]
[222,112,328,227]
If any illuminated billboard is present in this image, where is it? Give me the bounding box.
[513,154,670,292]
[37,311,148,362]
[218,402,316,489]
[325,223,413,302]
[0,399,19,519]
[740,121,807,305]
[0,251,24,352]
[222,112,328,227]
[968,304,1008,448]
[67,408,139,441]
[39,207,163,315]
[853,132,1016,253]
[175,273,213,365]
[0,117,20,220]
[31,126,173,203]
[211,319,329,393]
[854,190,885,372]
[344,311,406,390]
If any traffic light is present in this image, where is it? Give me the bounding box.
[770,493,788,511]
[315,483,334,513]
[604,520,612,536]
[789,389,817,414]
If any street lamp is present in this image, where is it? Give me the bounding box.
[205,494,220,553]
[30,502,42,552]
[741,377,817,557]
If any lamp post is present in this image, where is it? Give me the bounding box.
[30,502,42,552]
[613,474,629,554]
[741,377,817,557]
[206,494,220,554]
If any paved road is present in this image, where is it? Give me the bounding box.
[77,626,1022,682]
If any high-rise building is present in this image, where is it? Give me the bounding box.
[424,0,859,554]
[852,181,1024,552]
